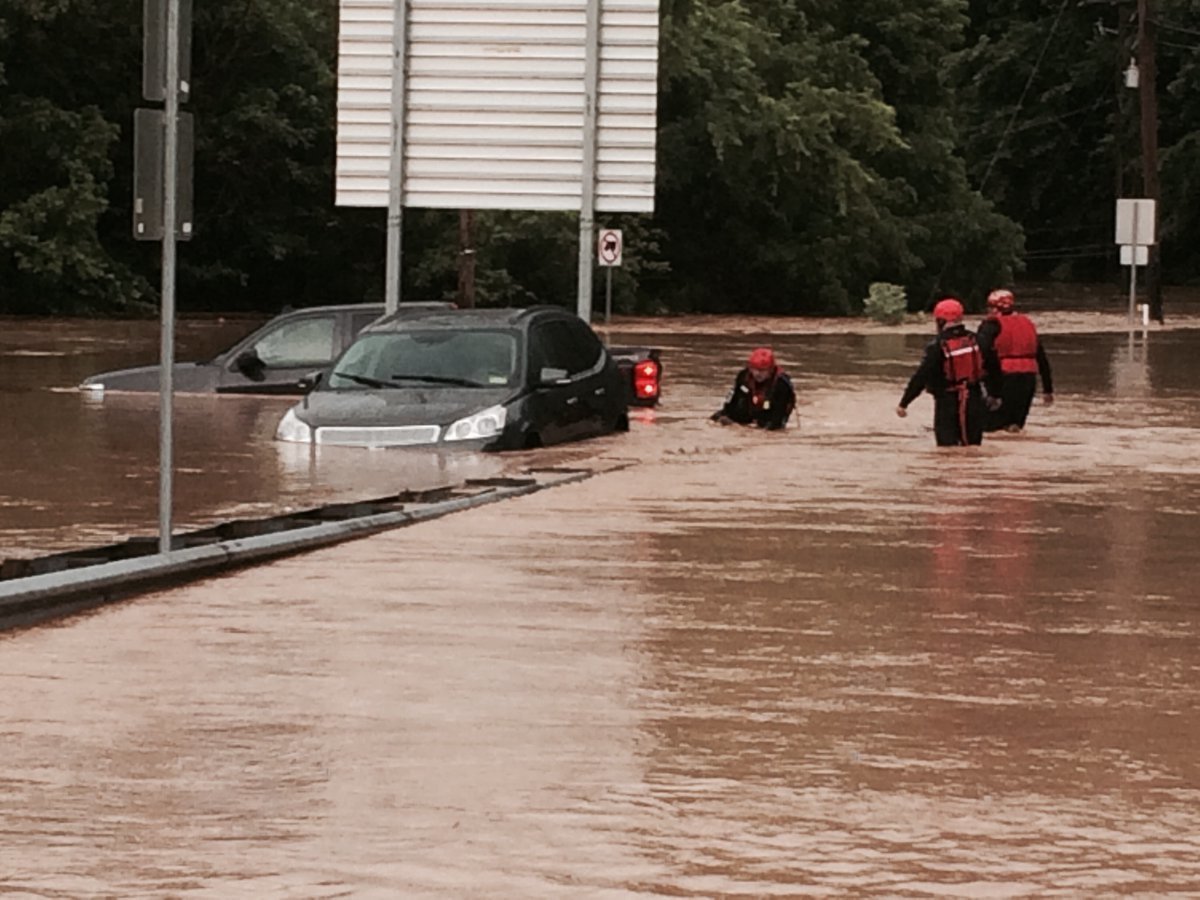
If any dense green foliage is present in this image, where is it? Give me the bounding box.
[1,0,1196,316]
[958,0,1200,283]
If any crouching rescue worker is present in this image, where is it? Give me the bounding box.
[711,346,796,430]
[977,288,1054,433]
[895,298,1000,446]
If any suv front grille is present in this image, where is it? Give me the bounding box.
[316,425,441,447]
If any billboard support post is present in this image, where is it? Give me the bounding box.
[576,0,601,322]
[385,0,410,316]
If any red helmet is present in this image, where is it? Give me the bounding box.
[987,289,1015,313]
[748,347,775,370]
[932,298,964,324]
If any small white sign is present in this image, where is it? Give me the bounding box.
[1120,245,1149,266]
[598,229,623,267]
[1115,198,1156,246]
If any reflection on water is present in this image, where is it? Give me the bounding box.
[1111,331,1152,398]
[2,316,1200,895]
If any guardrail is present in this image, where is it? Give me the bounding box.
[0,468,604,632]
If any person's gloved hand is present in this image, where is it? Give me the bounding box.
[895,406,907,418]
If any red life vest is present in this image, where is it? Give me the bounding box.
[748,367,779,408]
[940,332,983,386]
[993,313,1039,374]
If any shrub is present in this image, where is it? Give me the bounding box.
[863,282,907,324]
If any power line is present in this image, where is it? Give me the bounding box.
[1024,242,1113,253]
[1005,97,1110,135]
[1024,247,1113,259]
[978,0,1073,193]
[1022,249,1115,260]
[1153,17,1200,38]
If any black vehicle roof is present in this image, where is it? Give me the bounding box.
[363,305,572,333]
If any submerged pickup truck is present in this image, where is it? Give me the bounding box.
[79,302,661,407]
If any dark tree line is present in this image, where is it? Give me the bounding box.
[1,0,1197,316]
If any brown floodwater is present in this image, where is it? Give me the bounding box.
[2,313,1200,896]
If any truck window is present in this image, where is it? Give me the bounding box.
[252,316,336,367]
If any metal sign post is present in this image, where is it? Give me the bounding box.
[597,228,622,323]
[1127,203,1141,327]
[1116,198,1156,328]
[157,0,181,554]
[605,268,612,323]
[136,0,194,554]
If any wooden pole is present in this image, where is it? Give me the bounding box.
[457,209,476,308]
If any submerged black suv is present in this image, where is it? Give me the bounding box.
[275,306,635,450]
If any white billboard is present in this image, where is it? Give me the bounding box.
[336,0,659,212]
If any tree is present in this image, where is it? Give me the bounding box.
[955,0,1200,287]
[0,0,389,314]
[654,0,1022,313]
[1152,0,1200,281]
[956,0,1121,283]
[0,1,149,313]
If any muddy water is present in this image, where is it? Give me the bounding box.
[3,316,1200,895]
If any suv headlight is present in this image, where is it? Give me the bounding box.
[275,407,314,443]
[444,404,507,442]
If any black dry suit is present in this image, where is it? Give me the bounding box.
[712,367,796,430]
[898,324,999,446]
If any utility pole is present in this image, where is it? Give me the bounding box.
[1115,4,1131,208]
[457,209,476,308]
[1138,0,1163,321]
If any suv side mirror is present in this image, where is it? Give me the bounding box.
[297,370,324,393]
[538,366,569,385]
[234,349,266,380]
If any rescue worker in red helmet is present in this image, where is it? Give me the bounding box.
[895,298,1002,446]
[711,346,796,430]
[977,288,1054,433]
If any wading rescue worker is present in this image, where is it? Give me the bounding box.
[711,346,796,430]
[977,288,1054,433]
[895,298,1001,446]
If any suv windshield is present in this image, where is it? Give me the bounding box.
[328,329,520,390]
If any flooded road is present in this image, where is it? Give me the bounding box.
[3,313,1200,895]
